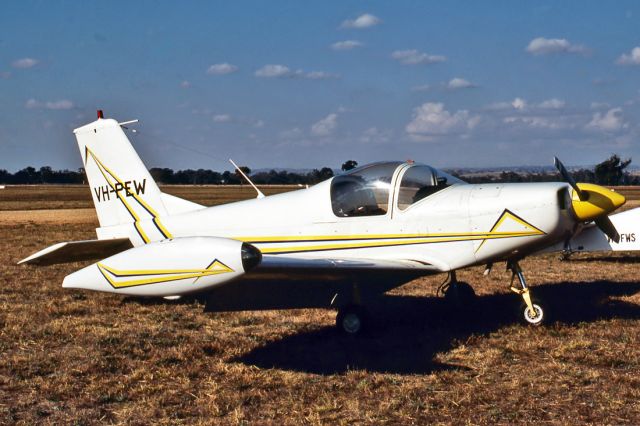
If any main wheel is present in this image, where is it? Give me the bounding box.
[444,281,477,308]
[521,303,545,326]
[336,305,367,335]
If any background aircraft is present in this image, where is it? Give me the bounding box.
[19,112,640,334]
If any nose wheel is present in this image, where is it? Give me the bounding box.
[508,261,547,326]
[522,302,544,325]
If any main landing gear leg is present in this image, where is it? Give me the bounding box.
[440,271,476,308]
[508,261,545,326]
[335,282,369,336]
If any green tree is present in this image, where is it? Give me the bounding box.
[341,160,358,171]
[594,154,631,186]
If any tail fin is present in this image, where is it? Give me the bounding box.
[74,113,171,242]
[570,207,640,252]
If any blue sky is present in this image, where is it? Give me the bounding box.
[1,1,639,172]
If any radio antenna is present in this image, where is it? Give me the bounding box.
[229,159,265,199]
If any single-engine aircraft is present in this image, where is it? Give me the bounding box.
[19,111,640,334]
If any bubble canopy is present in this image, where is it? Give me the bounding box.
[330,162,465,217]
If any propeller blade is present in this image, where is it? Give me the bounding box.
[594,216,620,243]
[554,157,588,201]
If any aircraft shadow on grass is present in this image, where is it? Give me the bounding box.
[233,280,640,375]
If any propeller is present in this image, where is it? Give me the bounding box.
[595,216,620,243]
[554,157,625,243]
[553,157,587,201]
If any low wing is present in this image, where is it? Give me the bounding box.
[205,255,437,312]
[257,255,435,272]
[18,238,133,266]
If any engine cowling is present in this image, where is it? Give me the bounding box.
[62,237,262,297]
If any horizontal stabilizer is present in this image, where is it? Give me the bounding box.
[160,192,204,215]
[18,238,133,266]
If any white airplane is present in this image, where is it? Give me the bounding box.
[19,111,640,334]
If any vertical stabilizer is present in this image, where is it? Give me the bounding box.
[74,112,172,243]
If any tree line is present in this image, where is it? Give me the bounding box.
[457,155,638,185]
[0,165,337,185]
[1,155,638,186]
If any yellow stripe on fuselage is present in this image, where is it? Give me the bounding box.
[238,229,543,254]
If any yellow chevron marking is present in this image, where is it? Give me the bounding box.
[86,148,173,241]
[87,149,150,243]
[97,260,233,288]
[475,210,545,253]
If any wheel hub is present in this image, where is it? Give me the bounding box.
[342,313,361,334]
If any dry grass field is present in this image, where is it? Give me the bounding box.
[2,185,640,424]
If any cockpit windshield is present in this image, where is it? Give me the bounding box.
[397,165,465,210]
[330,161,465,217]
[331,162,401,217]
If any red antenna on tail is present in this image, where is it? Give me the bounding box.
[97,110,104,119]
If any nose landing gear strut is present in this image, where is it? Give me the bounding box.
[508,261,545,326]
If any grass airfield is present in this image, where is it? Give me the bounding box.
[2,185,640,424]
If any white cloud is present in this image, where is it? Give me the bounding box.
[180,80,191,88]
[616,47,640,65]
[391,49,446,65]
[253,119,265,128]
[487,97,566,111]
[406,103,480,138]
[255,64,291,78]
[485,101,512,110]
[311,113,338,136]
[305,71,338,80]
[331,40,363,51]
[255,64,338,79]
[359,127,392,144]
[512,98,527,110]
[447,77,475,90]
[12,58,38,69]
[25,98,74,110]
[485,98,526,111]
[212,114,232,123]
[207,63,238,75]
[503,115,572,130]
[340,13,381,29]
[586,108,626,132]
[525,37,588,55]
[279,127,303,139]
[538,98,565,109]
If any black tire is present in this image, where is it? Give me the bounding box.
[336,305,367,335]
[444,281,477,308]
